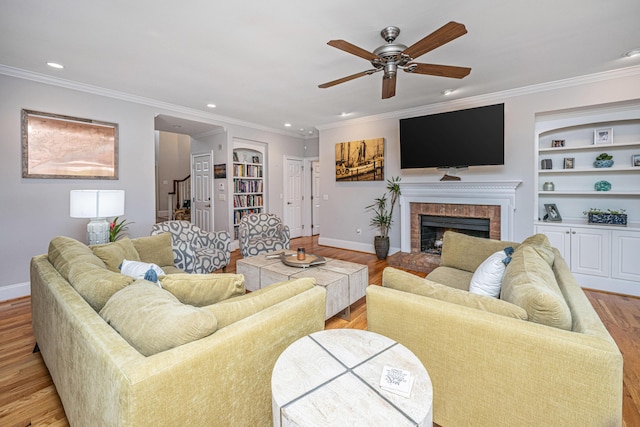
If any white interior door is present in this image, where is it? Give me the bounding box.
[311,160,320,235]
[284,157,303,238]
[193,153,213,231]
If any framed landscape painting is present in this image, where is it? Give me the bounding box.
[21,109,119,179]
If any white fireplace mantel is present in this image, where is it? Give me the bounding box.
[399,180,522,252]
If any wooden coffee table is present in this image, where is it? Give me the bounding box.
[272,329,433,426]
[236,250,367,320]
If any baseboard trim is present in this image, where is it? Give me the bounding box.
[317,237,400,256]
[0,281,31,302]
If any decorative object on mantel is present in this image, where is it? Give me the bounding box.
[543,203,562,222]
[593,153,614,168]
[594,180,612,191]
[593,127,613,145]
[543,182,555,191]
[583,208,627,226]
[366,176,401,259]
[541,159,553,170]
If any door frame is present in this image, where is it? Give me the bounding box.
[305,156,319,236]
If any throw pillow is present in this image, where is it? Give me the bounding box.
[100,281,218,356]
[92,238,141,272]
[120,260,165,283]
[159,273,245,306]
[131,233,175,267]
[469,247,514,298]
[67,262,135,311]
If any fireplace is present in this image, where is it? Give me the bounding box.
[420,215,490,254]
[388,181,521,273]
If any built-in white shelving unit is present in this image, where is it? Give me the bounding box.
[231,141,266,240]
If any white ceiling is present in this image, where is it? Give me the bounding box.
[1,0,639,138]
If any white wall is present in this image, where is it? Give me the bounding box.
[317,69,640,254]
[0,73,308,301]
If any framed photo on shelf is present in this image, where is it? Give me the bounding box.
[544,204,562,222]
[594,128,613,145]
[233,152,239,162]
[252,156,260,164]
[563,157,574,169]
[633,154,640,167]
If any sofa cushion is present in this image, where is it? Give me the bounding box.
[48,236,106,281]
[67,262,135,311]
[159,273,245,306]
[382,267,528,320]
[469,247,514,298]
[100,281,218,356]
[91,238,141,272]
[501,245,572,330]
[131,233,175,268]
[203,278,316,329]
[440,231,519,273]
[517,233,555,266]
[426,266,473,291]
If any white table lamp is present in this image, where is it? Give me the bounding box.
[70,190,125,245]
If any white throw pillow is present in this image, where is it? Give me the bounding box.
[469,248,513,298]
[120,259,165,285]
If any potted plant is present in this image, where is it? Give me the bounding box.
[583,208,627,226]
[366,176,401,259]
[594,153,614,168]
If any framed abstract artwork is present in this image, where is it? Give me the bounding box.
[21,109,119,179]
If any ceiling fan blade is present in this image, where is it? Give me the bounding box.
[318,69,377,88]
[382,75,396,99]
[402,21,467,60]
[406,63,471,79]
[327,40,379,61]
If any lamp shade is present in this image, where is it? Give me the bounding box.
[70,190,125,218]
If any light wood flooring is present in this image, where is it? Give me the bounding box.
[1,236,638,426]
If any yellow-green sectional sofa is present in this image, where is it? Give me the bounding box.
[30,235,326,426]
[367,231,623,427]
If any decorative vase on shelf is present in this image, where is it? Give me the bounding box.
[543,182,555,191]
[594,180,612,191]
[594,159,614,168]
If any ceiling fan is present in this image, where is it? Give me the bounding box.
[318,21,471,99]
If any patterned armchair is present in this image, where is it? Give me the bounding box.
[151,221,231,273]
[238,213,290,258]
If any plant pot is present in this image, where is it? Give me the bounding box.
[593,159,614,168]
[588,213,627,226]
[374,236,390,260]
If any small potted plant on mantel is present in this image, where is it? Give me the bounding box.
[366,176,401,259]
[583,208,627,226]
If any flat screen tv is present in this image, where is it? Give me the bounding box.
[399,103,504,169]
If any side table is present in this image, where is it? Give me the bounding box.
[272,329,433,426]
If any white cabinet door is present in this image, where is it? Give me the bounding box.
[611,230,640,281]
[570,227,610,277]
[535,225,571,260]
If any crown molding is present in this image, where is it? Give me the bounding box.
[317,65,640,130]
[0,64,307,140]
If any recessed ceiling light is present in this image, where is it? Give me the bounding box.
[47,62,64,69]
[442,89,454,96]
[284,123,292,127]
[340,112,350,117]
[623,48,640,58]
[206,103,216,108]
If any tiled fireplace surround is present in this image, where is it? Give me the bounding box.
[389,181,521,273]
